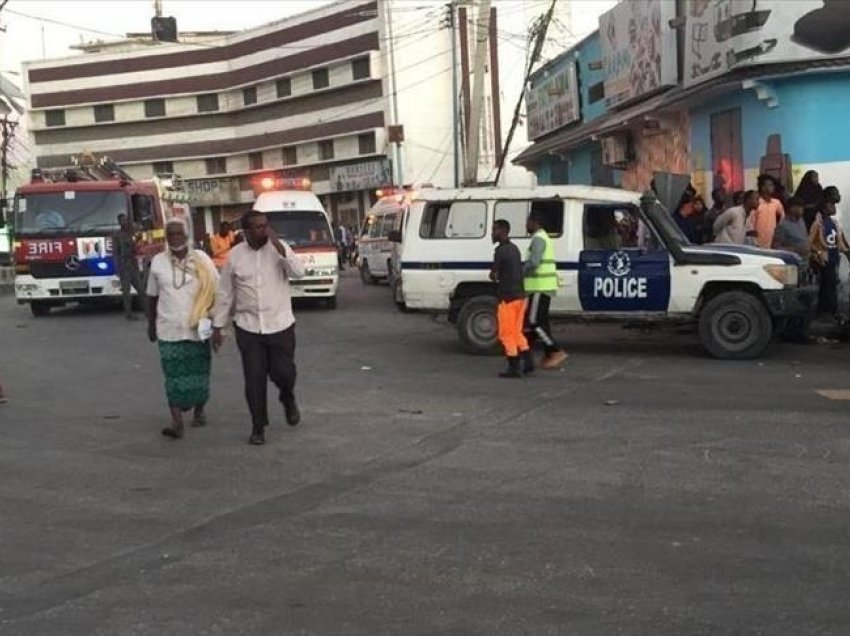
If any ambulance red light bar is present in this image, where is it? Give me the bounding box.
[258,175,312,191]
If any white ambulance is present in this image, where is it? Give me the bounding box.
[359,188,415,288]
[392,186,810,359]
[253,178,338,308]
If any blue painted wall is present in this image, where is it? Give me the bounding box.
[576,33,607,123]
[690,71,850,173]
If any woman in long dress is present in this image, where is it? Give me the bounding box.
[146,218,219,439]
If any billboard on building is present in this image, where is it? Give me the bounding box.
[599,0,678,108]
[685,0,850,86]
[330,159,391,192]
[525,60,580,141]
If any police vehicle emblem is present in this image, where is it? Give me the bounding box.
[607,251,631,277]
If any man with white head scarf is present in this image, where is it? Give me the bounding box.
[146,216,219,439]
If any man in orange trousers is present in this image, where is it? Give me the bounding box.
[490,219,531,378]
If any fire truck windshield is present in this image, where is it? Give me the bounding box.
[266,210,334,248]
[16,191,128,235]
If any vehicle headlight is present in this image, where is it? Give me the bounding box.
[764,264,798,286]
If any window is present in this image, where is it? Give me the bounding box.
[205,157,226,174]
[248,151,263,171]
[318,140,334,161]
[145,98,166,118]
[197,93,220,113]
[312,68,329,90]
[152,160,174,175]
[352,56,371,80]
[379,213,398,238]
[588,81,605,105]
[243,86,257,106]
[276,78,291,98]
[583,204,649,250]
[93,104,114,122]
[45,109,65,127]
[494,200,564,239]
[358,132,376,155]
[282,146,298,166]
[419,201,487,239]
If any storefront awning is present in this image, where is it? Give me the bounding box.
[514,57,850,167]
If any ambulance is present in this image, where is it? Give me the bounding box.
[252,177,338,308]
[392,185,810,360]
[358,187,420,286]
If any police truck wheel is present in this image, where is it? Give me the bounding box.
[360,262,377,285]
[699,291,772,360]
[457,295,500,355]
[30,301,51,317]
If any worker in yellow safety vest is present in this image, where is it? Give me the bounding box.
[523,211,569,371]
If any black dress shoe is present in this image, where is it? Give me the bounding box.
[249,431,265,445]
[285,403,301,426]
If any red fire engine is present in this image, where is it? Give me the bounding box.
[12,154,190,316]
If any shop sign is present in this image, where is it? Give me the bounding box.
[599,0,678,107]
[330,160,392,192]
[684,0,850,87]
[185,177,242,206]
[526,59,580,140]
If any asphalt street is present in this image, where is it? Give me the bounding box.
[1,272,850,635]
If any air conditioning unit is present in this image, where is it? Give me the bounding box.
[601,134,632,168]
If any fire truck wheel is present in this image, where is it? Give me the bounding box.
[30,301,51,317]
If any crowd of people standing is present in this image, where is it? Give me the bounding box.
[673,171,848,321]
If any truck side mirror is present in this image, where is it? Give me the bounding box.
[388,230,402,243]
[131,194,154,230]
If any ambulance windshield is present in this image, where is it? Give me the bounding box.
[16,192,128,235]
[266,210,334,248]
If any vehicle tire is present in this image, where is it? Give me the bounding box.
[360,261,377,285]
[456,295,500,355]
[325,296,338,310]
[30,301,51,317]
[391,276,408,313]
[698,290,773,359]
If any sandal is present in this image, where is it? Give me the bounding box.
[191,414,208,427]
[161,427,184,439]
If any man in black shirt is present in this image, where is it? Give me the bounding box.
[490,219,531,378]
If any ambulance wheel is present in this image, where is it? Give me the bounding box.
[30,301,51,317]
[699,291,772,360]
[457,295,500,355]
[360,261,377,285]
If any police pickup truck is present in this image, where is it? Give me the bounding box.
[391,186,808,359]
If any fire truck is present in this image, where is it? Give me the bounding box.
[12,154,190,316]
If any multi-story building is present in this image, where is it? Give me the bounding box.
[23,0,535,239]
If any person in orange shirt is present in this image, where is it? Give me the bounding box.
[752,175,785,248]
[210,221,236,269]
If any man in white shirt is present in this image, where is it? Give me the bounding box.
[212,210,306,445]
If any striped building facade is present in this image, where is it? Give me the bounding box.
[23,0,398,233]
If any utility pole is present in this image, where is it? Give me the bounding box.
[0,115,18,225]
[494,0,557,186]
[442,2,460,187]
[463,0,491,186]
[385,0,404,187]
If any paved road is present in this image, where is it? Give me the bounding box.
[1,273,849,635]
